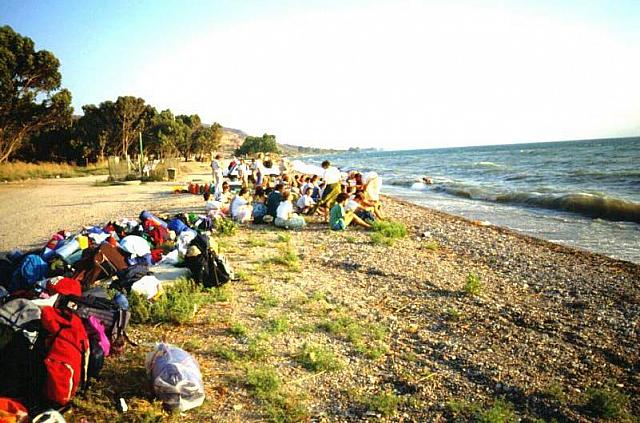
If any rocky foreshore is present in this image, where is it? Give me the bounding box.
[1,176,637,421]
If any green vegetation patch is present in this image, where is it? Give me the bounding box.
[370,220,407,246]
[129,278,206,324]
[371,220,407,241]
[246,365,281,397]
[228,322,249,338]
[319,315,388,359]
[248,238,267,247]
[584,386,630,419]
[245,364,308,422]
[447,399,517,423]
[464,272,483,296]
[296,343,344,372]
[215,218,238,236]
[208,345,240,362]
[267,315,290,334]
[263,243,300,272]
[362,390,403,417]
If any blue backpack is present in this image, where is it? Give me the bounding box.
[10,255,48,292]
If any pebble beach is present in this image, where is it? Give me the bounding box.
[0,168,638,421]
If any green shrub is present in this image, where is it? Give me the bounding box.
[246,365,308,422]
[423,240,439,251]
[447,399,516,422]
[370,232,393,246]
[248,238,267,247]
[209,345,239,362]
[276,233,291,243]
[228,322,249,338]
[246,337,272,360]
[296,343,343,372]
[477,400,517,423]
[246,365,281,398]
[129,278,205,324]
[319,316,387,358]
[372,220,407,238]
[444,307,462,321]
[264,244,300,271]
[584,386,629,419]
[260,292,279,307]
[215,218,238,236]
[206,285,232,302]
[355,341,389,360]
[464,272,482,296]
[267,316,289,334]
[363,391,402,417]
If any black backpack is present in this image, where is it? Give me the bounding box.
[0,300,49,414]
[54,293,136,355]
[185,234,233,288]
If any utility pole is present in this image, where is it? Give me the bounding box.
[139,131,144,180]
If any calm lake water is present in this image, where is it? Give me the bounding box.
[309,137,640,263]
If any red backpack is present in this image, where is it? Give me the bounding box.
[142,220,170,247]
[40,306,89,405]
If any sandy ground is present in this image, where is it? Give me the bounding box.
[0,164,213,253]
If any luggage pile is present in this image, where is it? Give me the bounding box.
[0,209,235,420]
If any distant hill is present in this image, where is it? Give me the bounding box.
[219,127,247,155]
[218,127,342,157]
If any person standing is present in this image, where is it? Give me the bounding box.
[237,158,249,188]
[211,154,223,195]
[311,160,342,216]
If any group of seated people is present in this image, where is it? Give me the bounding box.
[202,158,384,231]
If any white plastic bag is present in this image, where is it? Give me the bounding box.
[131,275,162,300]
[145,343,205,411]
[120,235,151,258]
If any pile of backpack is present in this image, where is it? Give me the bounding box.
[0,209,235,420]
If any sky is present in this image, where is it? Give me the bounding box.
[2,0,640,149]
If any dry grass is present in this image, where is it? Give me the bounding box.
[0,161,108,181]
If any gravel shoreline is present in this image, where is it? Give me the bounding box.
[0,172,637,421]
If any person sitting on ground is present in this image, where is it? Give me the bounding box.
[349,172,364,191]
[215,181,232,204]
[353,191,378,221]
[266,183,284,221]
[296,186,316,214]
[252,186,268,223]
[203,191,219,213]
[229,187,253,223]
[310,176,322,203]
[329,193,372,231]
[275,191,307,230]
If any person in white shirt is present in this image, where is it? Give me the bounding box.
[311,160,342,217]
[362,171,381,202]
[237,158,249,188]
[296,186,316,214]
[211,154,224,195]
[275,191,306,229]
[230,187,253,223]
[215,181,232,205]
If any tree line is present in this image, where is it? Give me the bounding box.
[0,25,224,164]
